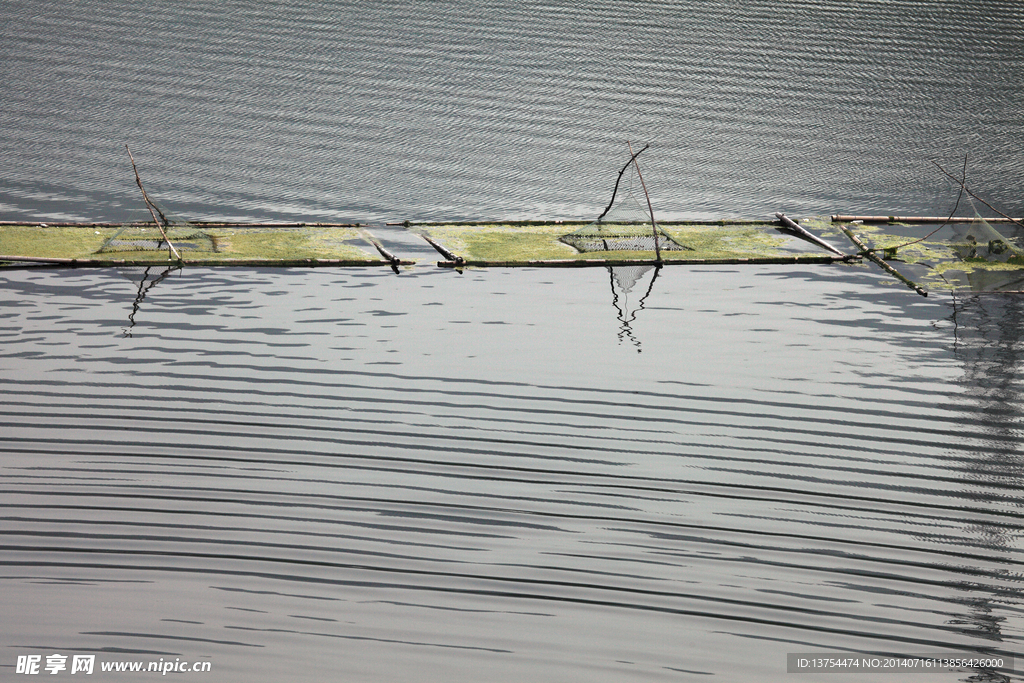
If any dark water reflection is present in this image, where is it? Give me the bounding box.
[608,265,661,352]
[1,265,1022,682]
[122,266,181,337]
[941,294,1024,680]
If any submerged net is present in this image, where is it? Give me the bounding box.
[96,225,216,254]
[950,200,1024,263]
[96,199,216,255]
[560,151,690,254]
[611,264,656,294]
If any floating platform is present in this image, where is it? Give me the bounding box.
[0,222,408,268]
[404,217,1024,294]
[2,215,1024,294]
[411,219,852,268]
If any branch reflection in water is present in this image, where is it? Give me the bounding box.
[118,265,179,337]
[607,264,661,352]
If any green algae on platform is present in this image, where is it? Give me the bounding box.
[661,223,795,260]
[0,225,116,259]
[836,223,1024,291]
[421,221,825,262]
[207,226,373,261]
[422,223,584,261]
[0,224,380,263]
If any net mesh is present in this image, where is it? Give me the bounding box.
[950,200,1024,263]
[96,225,216,254]
[96,199,216,254]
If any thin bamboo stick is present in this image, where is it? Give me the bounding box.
[831,215,1024,224]
[125,145,181,261]
[597,144,648,222]
[0,256,413,268]
[627,141,661,264]
[932,160,1024,230]
[436,255,848,268]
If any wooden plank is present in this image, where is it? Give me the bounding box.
[0,255,413,268]
[831,214,1024,224]
[436,255,849,268]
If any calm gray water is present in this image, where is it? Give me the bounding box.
[2,1,1024,681]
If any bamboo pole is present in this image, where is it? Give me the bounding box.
[0,255,81,264]
[839,226,928,297]
[831,215,1024,224]
[125,145,180,261]
[627,141,661,264]
[435,254,849,268]
[416,232,463,264]
[358,227,402,270]
[0,256,413,268]
[358,228,401,264]
[0,221,363,228]
[775,212,847,256]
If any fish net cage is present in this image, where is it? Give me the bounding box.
[559,149,690,254]
[950,202,1024,263]
[559,219,690,253]
[95,198,216,255]
[96,224,217,254]
[100,159,217,255]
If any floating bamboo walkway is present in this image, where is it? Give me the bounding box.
[0,222,412,268]
[3,215,1023,294]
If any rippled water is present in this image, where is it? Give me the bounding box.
[2,1,1024,681]
[2,263,1023,681]
[1,0,1023,223]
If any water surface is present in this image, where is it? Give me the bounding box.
[1,0,1024,680]
[2,264,1022,681]
[1,0,1022,223]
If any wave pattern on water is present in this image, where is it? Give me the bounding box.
[1,0,1022,224]
[1,267,1022,680]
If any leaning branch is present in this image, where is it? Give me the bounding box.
[126,145,180,260]
[597,143,649,222]
[891,153,967,250]
[933,158,1024,230]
